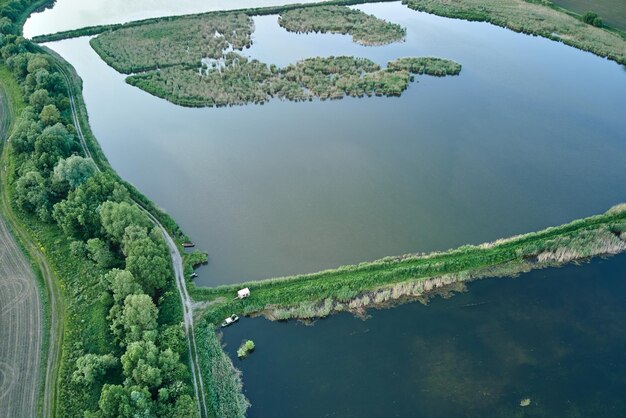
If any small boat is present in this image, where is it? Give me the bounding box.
[221,314,239,328]
[182,242,195,248]
[190,272,198,278]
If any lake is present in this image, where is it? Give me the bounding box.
[35,2,626,286]
[223,254,626,417]
[25,1,626,416]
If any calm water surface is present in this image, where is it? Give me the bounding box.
[40,2,626,285]
[223,255,626,417]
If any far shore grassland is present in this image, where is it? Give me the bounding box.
[190,205,626,325]
[401,0,626,64]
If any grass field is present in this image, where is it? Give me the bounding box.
[191,205,626,325]
[551,0,626,32]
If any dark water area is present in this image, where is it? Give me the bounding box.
[41,3,626,285]
[223,254,626,417]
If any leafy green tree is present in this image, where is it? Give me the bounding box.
[10,107,41,153]
[72,353,118,385]
[158,324,186,355]
[97,384,155,418]
[105,269,143,304]
[97,384,130,418]
[39,103,61,126]
[582,11,603,27]
[125,232,171,295]
[119,294,158,344]
[34,123,74,171]
[121,339,162,389]
[26,54,49,74]
[86,238,117,269]
[0,17,16,35]
[53,173,129,239]
[158,348,186,384]
[157,391,197,418]
[99,201,151,244]
[15,170,48,215]
[69,240,88,258]
[28,88,50,111]
[53,155,96,189]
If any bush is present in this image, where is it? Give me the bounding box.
[582,11,603,27]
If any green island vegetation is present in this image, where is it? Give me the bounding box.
[277,5,406,45]
[87,7,458,107]
[236,341,256,359]
[90,12,253,74]
[401,0,626,65]
[124,54,461,107]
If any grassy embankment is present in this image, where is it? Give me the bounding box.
[191,206,626,324]
[402,0,626,65]
[86,8,458,107]
[278,5,406,45]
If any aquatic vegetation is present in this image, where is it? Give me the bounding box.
[86,5,460,107]
[191,205,626,324]
[124,54,460,107]
[90,12,254,73]
[237,340,256,359]
[387,57,462,76]
[196,324,250,417]
[278,5,406,45]
[402,0,626,65]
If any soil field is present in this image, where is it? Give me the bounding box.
[0,214,42,417]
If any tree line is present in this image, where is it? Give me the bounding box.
[1,8,198,416]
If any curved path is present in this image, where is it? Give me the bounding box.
[53,58,209,417]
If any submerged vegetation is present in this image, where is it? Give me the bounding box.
[192,205,626,324]
[402,0,626,65]
[278,5,406,45]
